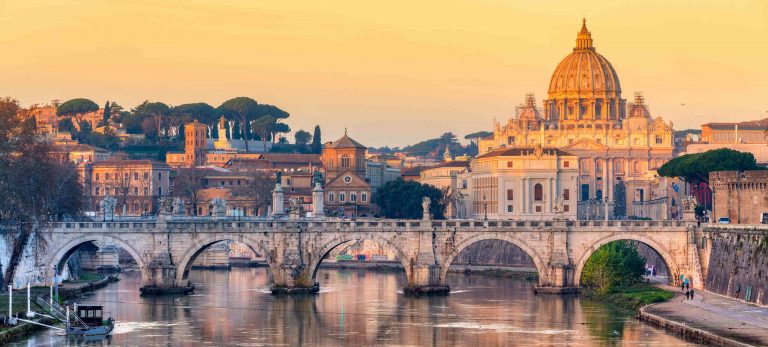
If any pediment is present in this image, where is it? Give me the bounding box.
[563,138,608,150]
[326,171,370,189]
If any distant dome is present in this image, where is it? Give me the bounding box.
[547,19,621,99]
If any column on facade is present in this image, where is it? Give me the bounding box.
[607,158,613,201]
[520,178,526,215]
[603,157,608,202]
[592,157,598,200]
[547,178,553,213]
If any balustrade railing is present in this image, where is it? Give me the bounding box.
[48,217,693,232]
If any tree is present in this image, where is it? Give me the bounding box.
[613,180,627,218]
[251,115,276,151]
[76,120,93,143]
[133,101,171,141]
[403,132,462,158]
[173,102,217,132]
[658,148,763,186]
[581,241,646,295]
[56,98,99,125]
[294,130,312,148]
[253,104,290,143]
[103,100,111,124]
[219,97,259,152]
[374,179,445,219]
[172,168,206,215]
[311,125,322,154]
[0,97,84,285]
[233,171,273,216]
[464,131,492,140]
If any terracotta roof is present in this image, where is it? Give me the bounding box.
[259,153,322,164]
[476,147,574,159]
[93,159,170,169]
[703,117,768,131]
[325,134,366,149]
[401,166,429,176]
[53,143,110,153]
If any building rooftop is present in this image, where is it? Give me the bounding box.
[476,147,574,159]
[703,117,768,131]
[325,132,367,149]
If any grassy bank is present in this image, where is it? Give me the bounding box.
[583,284,674,311]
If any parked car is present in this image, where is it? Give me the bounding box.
[717,217,731,224]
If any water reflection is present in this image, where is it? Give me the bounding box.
[12,268,696,346]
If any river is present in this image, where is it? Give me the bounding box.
[11,268,697,346]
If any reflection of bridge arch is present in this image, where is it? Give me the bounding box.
[175,234,276,284]
[45,234,150,284]
[440,233,548,286]
[308,233,412,284]
[573,233,678,287]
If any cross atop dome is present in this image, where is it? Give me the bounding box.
[575,18,594,51]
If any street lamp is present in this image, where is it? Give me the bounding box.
[483,194,488,221]
[604,197,609,221]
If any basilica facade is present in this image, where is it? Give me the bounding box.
[478,20,675,218]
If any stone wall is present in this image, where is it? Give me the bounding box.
[705,230,767,305]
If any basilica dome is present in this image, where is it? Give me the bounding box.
[547,20,621,99]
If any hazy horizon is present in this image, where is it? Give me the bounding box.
[2,0,766,147]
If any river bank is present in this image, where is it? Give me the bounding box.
[0,274,118,345]
[639,285,768,346]
[582,284,674,311]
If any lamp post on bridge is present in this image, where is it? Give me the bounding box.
[482,194,488,221]
[604,197,609,221]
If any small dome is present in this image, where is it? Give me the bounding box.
[547,19,621,99]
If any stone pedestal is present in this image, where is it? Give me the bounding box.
[312,183,325,218]
[272,184,285,217]
[140,260,194,295]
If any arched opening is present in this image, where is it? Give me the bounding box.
[309,237,411,289]
[441,235,545,287]
[48,236,148,285]
[574,238,674,290]
[177,238,269,283]
[534,183,543,201]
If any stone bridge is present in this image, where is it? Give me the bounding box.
[9,217,705,295]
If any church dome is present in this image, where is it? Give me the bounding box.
[547,20,621,99]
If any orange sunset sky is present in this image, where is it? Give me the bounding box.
[1,0,767,147]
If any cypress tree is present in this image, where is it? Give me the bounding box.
[103,100,111,123]
[311,125,322,154]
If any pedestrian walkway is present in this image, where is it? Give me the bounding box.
[642,285,768,346]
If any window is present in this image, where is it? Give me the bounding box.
[507,189,514,200]
[286,179,291,186]
[655,135,663,144]
[133,187,138,195]
[341,155,350,168]
[144,187,149,196]
[95,187,100,196]
[351,193,357,202]
[133,172,139,180]
[95,173,100,181]
[339,193,345,202]
[158,187,162,196]
[144,172,149,180]
[507,161,513,168]
[596,190,603,200]
[158,172,162,180]
[563,189,570,201]
[329,193,335,202]
[535,206,542,212]
[534,183,543,201]
[105,173,110,180]
[362,193,367,202]
[124,173,129,180]
[507,205,513,213]
[564,205,570,212]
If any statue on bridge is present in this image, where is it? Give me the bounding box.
[422,196,431,220]
[682,195,698,213]
[211,197,227,217]
[158,197,174,216]
[172,197,186,216]
[312,169,324,189]
[99,194,117,220]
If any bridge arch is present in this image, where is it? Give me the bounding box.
[572,233,678,287]
[308,233,413,285]
[440,233,548,286]
[175,234,276,285]
[46,234,150,284]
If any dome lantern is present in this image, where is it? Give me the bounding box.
[575,18,594,51]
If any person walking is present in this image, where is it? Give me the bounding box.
[690,289,695,300]
[685,290,690,300]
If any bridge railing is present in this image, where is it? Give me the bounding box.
[47,218,694,233]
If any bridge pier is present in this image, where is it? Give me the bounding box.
[404,264,450,296]
[270,264,319,295]
[140,258,194,295]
